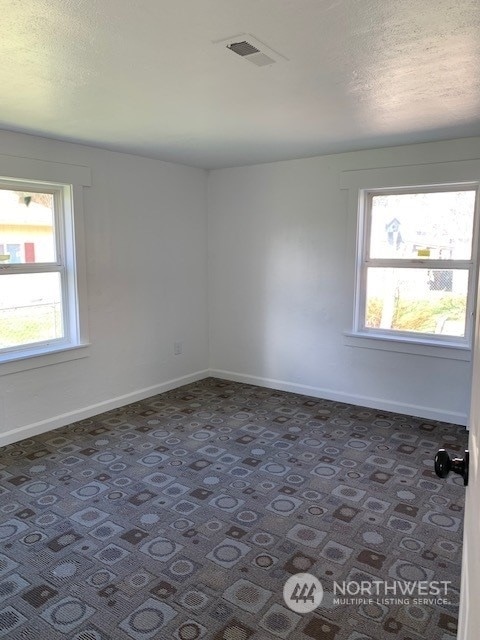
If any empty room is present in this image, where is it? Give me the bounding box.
[1,1,479,639]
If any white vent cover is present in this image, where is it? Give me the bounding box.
[213,33,288,67]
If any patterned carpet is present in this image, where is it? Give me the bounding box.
[0,377,468,640]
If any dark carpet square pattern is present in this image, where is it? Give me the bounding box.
[0,378,468,639]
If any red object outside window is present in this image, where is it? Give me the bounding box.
[24,242,35,263]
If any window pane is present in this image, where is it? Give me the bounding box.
[369,191,476,260]
[0,188,56,263]
[0,273,64,349]
[365,267,468,337]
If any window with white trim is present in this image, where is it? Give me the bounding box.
[354,184,479,347]
[0,178,83,360]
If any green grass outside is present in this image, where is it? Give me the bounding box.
[366,295,466,334]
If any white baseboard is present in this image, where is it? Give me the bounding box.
[0,370,210,447]
[2,366,467,448]
[209,369,468,427]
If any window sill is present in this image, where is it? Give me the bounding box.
[0,343,91,376]
[343,332,471,361]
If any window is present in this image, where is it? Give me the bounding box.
[0,179,84,362]
[354,185,479,347]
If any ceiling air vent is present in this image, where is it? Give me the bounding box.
[214,33,288,67]
[228,41,260,57]
[228,41,275,67]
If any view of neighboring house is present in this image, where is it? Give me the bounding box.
[0,189,62,348]
[0,189,55,263]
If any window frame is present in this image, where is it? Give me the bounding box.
[353,182,480,349]
[0,154,90,373]
[0,179,75,356]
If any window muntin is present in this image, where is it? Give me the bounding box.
[0,180,76,356]
[356,185,478,345]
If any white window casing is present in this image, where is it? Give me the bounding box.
[0,155,91,375]
[341,160,480,360]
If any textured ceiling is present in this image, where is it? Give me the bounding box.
[1,0,480,168]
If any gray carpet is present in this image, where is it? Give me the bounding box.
[0,378,468,639]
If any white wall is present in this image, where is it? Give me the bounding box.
[0,130,209,445]
[208,138,480,426]
[1,132,477,445]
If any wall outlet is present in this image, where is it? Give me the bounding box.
[174,341,183,355]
